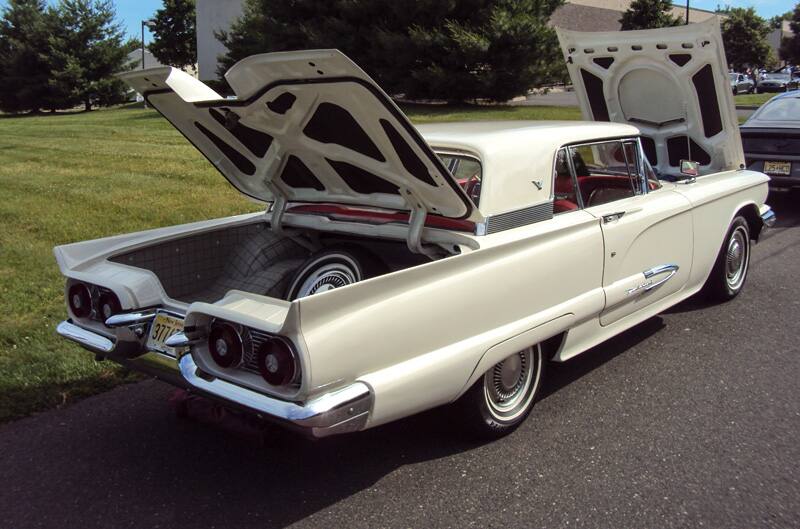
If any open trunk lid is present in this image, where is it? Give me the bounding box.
[119,50,481,223]
[556,18,745,177]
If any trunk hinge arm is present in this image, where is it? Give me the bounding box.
[407,199,440,258]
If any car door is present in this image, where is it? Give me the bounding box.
[568,138,694,326]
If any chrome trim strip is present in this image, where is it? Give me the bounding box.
[482,202,554,235]
[761,207,776,228]
[178,355,372,438]
[56,320,115,354]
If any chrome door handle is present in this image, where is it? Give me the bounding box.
[627,264,680,296]
[602,212,626,223]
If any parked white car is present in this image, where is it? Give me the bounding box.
[56,19,774,439]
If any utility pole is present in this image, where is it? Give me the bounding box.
[140,19,154,69]
[686,0,690,25]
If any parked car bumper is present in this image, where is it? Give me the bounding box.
[56,319,373,438]
[761,205,777,229]
[757,86,789,93]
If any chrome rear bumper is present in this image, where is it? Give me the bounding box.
[57,320,188,388]
[178,355,372,438]
[56,320,372,438]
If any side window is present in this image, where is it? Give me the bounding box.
[553,148,580,214]
[570,140,642,207]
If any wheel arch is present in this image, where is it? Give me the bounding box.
[451,315,573,402]
[736,202,763,242]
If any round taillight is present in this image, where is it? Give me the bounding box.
[208,322,243,368]
[257,339,296,386]
[68,283,92,318]
[98,291,121,323]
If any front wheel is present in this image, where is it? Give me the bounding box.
[703,215,751,302]
[455,345,545,439]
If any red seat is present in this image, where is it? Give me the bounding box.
[553,199,579,213]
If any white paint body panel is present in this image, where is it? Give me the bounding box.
[58,26,772,431]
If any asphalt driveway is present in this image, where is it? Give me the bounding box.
[1,192,799,529]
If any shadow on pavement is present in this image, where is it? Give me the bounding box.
[0,316,670,529]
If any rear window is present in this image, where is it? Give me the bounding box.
[754,98,800,122]
[438,153,482,206]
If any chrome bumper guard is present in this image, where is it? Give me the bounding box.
[179,355,372,438]
[761,207,777,229]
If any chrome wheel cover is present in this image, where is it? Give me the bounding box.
[294,256,360,299]
[483,346,542,422]
[725,226,749,291]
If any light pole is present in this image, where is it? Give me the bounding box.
[140,19,155,69]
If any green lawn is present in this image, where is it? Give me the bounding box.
[734,92,776,107]
[0,103,579,423]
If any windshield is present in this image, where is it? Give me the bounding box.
[754,97,800,122]
[729,73,739,81]
[765,74,790,81]
[438,153,482,206]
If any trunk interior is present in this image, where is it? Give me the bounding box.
[109,221,433,304]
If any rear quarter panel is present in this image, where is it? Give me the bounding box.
[295,211,606,427]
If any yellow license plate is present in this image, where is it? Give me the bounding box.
[146,312,184,356]
[764,161,791,176]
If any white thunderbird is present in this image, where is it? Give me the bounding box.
[55,19,774,438]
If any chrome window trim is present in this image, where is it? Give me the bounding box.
[564,136,650,206]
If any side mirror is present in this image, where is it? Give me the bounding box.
[680,160,700,177]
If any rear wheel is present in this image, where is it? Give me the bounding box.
[703,215,751,302]
[455,345,544,439]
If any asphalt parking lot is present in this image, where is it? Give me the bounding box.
[1,192,799,529]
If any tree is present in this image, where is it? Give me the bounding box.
[148,0,196,69]
[0,0,51,113]
[720,7,771,71]
[619,0,682,31]
[217,0,565,103]
[780,4,800,64]
[45,0,132,111]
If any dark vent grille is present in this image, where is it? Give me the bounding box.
[242,328,272,374]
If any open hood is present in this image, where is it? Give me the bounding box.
[557,18,744,176]
[119,50,480,222]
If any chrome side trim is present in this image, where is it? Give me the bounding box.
[479,202,554,235]
[626,264,680,296]
[761,207,776,228]
[56,321,115,354]
[178,355,372,438]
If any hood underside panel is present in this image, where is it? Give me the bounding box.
[557,18,745,176]
[119,51,479,221]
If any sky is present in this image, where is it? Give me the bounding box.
[0,0,797,41]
